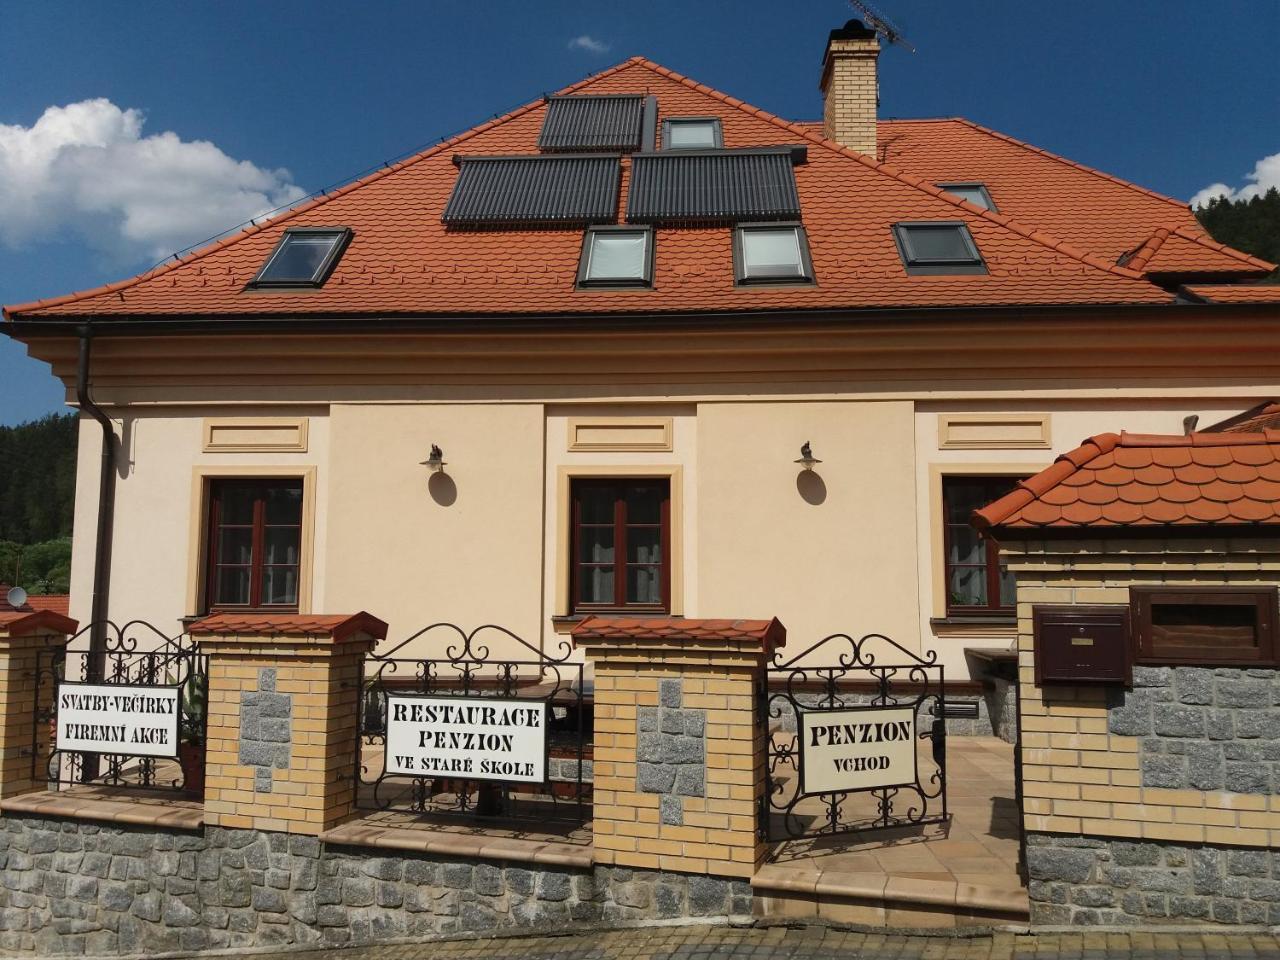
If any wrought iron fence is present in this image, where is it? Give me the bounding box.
[35,621,208,794]
[355,623,590,824]
[761,631,947,842]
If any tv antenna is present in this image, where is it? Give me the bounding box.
[848,0,916,52]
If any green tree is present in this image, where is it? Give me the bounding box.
[0,538,72,594]
[1195,187,1280,283]
[0,413,78,543]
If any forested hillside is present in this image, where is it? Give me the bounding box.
[1196,187,1280,281]
[0,413,76,593]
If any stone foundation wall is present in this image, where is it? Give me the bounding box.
[0,816,750,955]
[1026,833,1280,927]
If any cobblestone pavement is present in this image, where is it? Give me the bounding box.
[248,922,1280,959]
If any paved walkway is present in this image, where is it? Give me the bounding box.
[254,924,1280,959]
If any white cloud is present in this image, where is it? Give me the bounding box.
[1191,151,1280,208]
[0,99,307,262]
[567,34,610,54]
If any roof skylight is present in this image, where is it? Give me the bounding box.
[734,223,814,284]
[937,183,997,211]
[251,228,352,288]
[577,227,654,288]
[893,222,987,275]
[663,118,723,150]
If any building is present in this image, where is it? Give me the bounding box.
[3,19,1277,709]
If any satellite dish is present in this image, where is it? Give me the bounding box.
[6,586,28,609]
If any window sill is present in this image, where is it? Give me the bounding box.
[552,613,679,634]
[930,616,1017,637]
[1,787,204,831]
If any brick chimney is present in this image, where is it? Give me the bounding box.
[819,19,880,156]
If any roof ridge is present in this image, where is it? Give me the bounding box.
[4,57,649,320]
[629,60,1155,287]
[1121,227,1170,272]
[1165,223,1277,271]
[971,432,1120,530]
[949,117,1198,216]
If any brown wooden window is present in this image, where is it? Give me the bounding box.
[943,475,1022,616]
[571,478,670,614]
[1131,587,1279,667]
[205,479,304,612]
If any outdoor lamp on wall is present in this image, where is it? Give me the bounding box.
[794,441,822,471]
[422,444,447,472]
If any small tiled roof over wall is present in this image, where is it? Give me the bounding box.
[972,429,1280,532]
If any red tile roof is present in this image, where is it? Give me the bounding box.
[6,58,1195,322]
[1203,401,1280,434]
[876,118,1274,279]
[25,594,71,617]
[0,609,78,636]
[1181,283,1280,304]
[972,430,1280,533]
[572,615,785,650]
[188,611,389,643]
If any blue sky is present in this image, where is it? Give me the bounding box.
[1,0,1277,425]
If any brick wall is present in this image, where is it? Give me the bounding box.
[1010,536,1280,849]
[1006,535,1280,925]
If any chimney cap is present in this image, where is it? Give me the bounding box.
[828,18,878,43]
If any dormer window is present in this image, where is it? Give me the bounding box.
[937,183,996,211]
[662,118,723,150]
[251,228,352,288]
[893,222,987,276]
[577,226,654,288]
[734,223,814,285]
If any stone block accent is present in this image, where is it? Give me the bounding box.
[192,613,386,835]
[238,669,292,793]
[1026,833,1280,926]
[0,614,75,800]
[1008,536,1280,850]
[636,680,706,807]
[0,816,752,954]
[573,617,784,880]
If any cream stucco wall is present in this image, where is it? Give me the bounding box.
[62,384,1280,682]
[67,405,330,650]
[323,402,545,661]
[697,400,919,655]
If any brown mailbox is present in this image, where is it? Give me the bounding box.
[1033,605,1132,687]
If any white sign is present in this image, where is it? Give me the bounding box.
[799,705,917,795]
[56,683,181,758]
[384,695,547,784]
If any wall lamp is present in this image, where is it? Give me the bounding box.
[421,444,447,472]
[794,441,822,471]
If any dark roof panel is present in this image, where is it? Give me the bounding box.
[442,156,621,226]
[626,149,802,224]
[538,95,645,152]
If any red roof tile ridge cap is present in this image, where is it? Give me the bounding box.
[630,62,1155,286]
[949,117,1197,215]
[973,433,1119,529]
[1166,224,1277,271]
[4,57,649,320]
[1121,228,1171,272]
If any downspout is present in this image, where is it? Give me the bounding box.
[76,323,115,684]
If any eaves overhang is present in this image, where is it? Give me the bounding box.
[7,298,1271,343]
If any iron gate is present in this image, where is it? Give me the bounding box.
[761,631,948,842]
[35,620,207,793]
[355,623,590,823]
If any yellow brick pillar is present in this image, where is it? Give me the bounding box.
[191,612,387,835]
[572,616,785,880]
[0,610,78,799]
